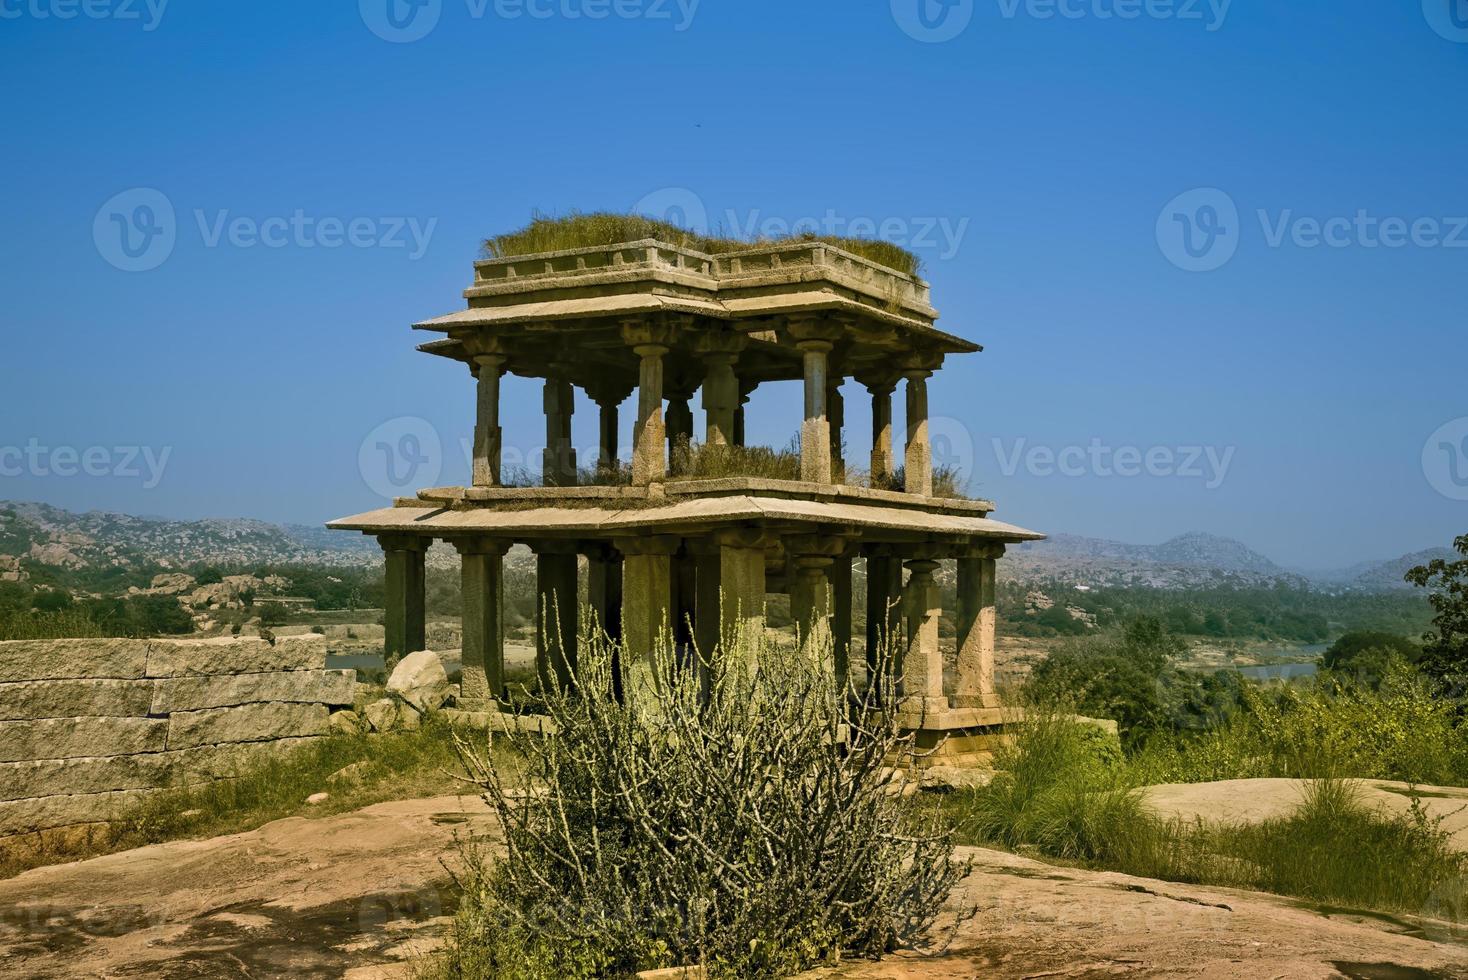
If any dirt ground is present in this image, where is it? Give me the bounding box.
[1,792,1465,979]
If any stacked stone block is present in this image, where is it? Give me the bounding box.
[0,635,354,838]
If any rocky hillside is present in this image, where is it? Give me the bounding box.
[1309,546,1458,592]
[0,501,379,581]
[1005,532,1302,589]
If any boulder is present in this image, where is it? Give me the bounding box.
[328,710,363,736]
[386,651,452,713]
[919,766,994,793]
[364,699,399,733]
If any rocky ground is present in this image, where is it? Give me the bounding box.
[2,791,1465,979]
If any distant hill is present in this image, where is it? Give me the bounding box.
[1308,547,1457,592]
[0,500,378,578]
[1005,532,1300,589]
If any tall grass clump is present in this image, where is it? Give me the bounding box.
[429,626,961,979]
[669,442,802,482]
[1128,664,1468,786]
[482,210,923,277]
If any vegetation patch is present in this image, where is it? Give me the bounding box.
[0,717,486,880]
[482,210,923,277]
[426,630,960,979]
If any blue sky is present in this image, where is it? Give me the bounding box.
[1,0,1464,569]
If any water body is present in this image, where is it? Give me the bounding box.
[1237,662,1319,682]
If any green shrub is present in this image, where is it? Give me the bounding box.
[430,628,960,979]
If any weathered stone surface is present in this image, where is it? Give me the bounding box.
[0,678,155,722]
[144,635,327,678]
[150,669,355,714]
[918,766,995,793]
[328,710,363,736]
[0,717,167,764]
[166,703,328,750]
[363,699,398,733]
[0,638,148,683]
[0,788,152,836]
[386,651,451,713]
[0,741,325,802]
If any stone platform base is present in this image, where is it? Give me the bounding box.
[890,706,1027,770]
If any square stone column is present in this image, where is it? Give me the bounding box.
[827,379,845,482]
[798,341,833,485]
[697,332,745,448]
[455,537,510,706]
[787,534,845,654]
[900,557,947,715]
[864,547,904,700]
[862,377,896,489]
[533,542,580,691]
[829,548,853,690]
[378,534,428,666]
[666,393,695,473]
[717,528,770,655]
[618,534,680,662]
[470,352,506,487]
[904,368,933,497]
[542,376,577,487]
[624,318,680,485]
[953,543,1003,708]
[585,544,623,644]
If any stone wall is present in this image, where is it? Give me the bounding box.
[0,635,354,838]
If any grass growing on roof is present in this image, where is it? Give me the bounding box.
[482,210,923,277]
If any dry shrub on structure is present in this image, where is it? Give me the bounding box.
[482,210,923,277]
[429,626,962,979]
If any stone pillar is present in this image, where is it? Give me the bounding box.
[666,393,694,472]
[692,543,722,666]
[829,549,853,690]
[542,376,577,487]
[455,537,509,705]
[798,341,833,484]
[953,544,1003,708]
[471,353,506,487]
[533,543,579,691]
[718,528,769,652]
[900,557,947,715]
[788,535,844,652]
[619,534,679,661]
[698,333,745,448]
[864,547,904,699]
[733,381,754,448]
[827,379,845,481]
[671,545,697,649]
[904,367,933,497]
[586,544,623,644]
[596,399,619,475]
[623,319,678,485]
[865,379,896,488]
[378,534,427,666]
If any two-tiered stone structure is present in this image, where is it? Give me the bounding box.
[330,237,1043,761]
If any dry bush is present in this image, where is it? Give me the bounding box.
[432,625,961,979]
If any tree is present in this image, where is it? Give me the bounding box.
[1321,630,1420,688]
[1405,534,1468,685]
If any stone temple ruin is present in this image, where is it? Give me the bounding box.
[330,236,1043,763]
